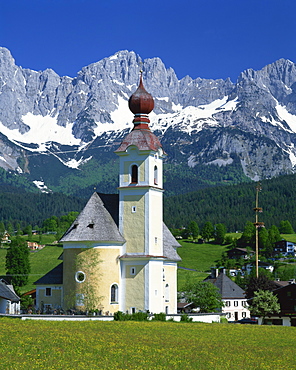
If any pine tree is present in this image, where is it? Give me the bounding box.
[5,236,31,287]
[214,223,226,245]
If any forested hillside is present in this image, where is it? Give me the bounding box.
[1,173,296,231]
[0,188,86,228]
[164,173,296,231]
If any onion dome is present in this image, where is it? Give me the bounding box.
[128,74,154,128]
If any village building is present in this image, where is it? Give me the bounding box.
[35,75,181,315]
[0,279,20,314]
[205,270,250,321]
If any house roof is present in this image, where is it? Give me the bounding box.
[0,280,20,302]
[205,273,246,299]
[60,192,125,243]
[34,263,63,285]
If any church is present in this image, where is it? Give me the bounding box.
[35,75,181,315]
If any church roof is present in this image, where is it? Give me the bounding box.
[163,223,182,262]
[115,128,163,153]
[0,280,20,302]
[205,273,246,299]
[34,263,63,285]
[60,192,125,243]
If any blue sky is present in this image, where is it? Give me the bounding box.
[1,0,296,82]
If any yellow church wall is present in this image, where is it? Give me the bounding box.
[37,286,63,310]
[123,194,145,254]
[122,159,145,183]
[163,263,178,314]
[63,246,120,314]
[124,263,145,312]
[148,191,163,256]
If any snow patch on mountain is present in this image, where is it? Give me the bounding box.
[94,96,133,135]
[150,96,238,134]
[0,113,81,149]
[276,105,296,133]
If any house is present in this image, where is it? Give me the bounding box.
[244,261,274,274]
[35,75,181,315]
[227,247,254,260]
[274,240,296,257]
[205,271,250,321]
[258,282,296,326]
[0,279,20,314]
[1,232,10,244]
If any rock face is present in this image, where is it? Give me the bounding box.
[1,47,296,192]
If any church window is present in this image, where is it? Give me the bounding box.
[130,267,136,275]
[76,293,84,306]
[154,165,158,185]
[111,284,118,303]
[75,271,86,283]
[132,206,136,213]
[165,284,170,302]
[131,165,138,183]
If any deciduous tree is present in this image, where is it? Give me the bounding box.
[184,281,223,313]
[279,220,294,234]
[201,221,214,242]
[250,290,280,323]
[188,221,199,240]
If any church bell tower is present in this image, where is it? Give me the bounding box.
[115,74,167,313]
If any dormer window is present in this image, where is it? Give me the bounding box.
[87,223,94,229]
[131,165,138,184]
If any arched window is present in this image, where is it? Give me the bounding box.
[165,283,170,302]
[111,284,118,303]
[131,165,138,184]
[154,165,158,185]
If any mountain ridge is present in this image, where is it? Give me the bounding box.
[1,47,296,195]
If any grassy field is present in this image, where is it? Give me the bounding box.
[0,243,63,293]
[0,318,295,369]
[177,240,227,290]
[1,232,295,294]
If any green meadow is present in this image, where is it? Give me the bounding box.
[0,318,295,369]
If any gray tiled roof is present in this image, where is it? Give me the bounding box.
[60,192,125,243]
[34,263,63,285]
[0,280,20,302]
[163,223,182,262]
[206,273,246,299]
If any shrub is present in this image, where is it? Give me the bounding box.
[180,314,193,322]
[114,311,148,321]
[152,312,166,321]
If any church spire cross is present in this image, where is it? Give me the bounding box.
[128,73,154,129]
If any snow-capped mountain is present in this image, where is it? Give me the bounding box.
[1,46,296,195]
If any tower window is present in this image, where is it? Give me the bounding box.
[132,206,136,213]
[131,165,138,184]
[130,267,136,275]
[154,165,158,185]
[111,284,118,303]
